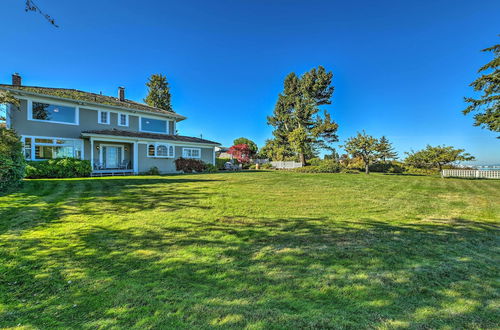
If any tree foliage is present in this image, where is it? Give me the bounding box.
[463,39,500,136]
[267,66,339,164]
[0,91,20,124]
[405,145,475,172]
[233,137,258,155]
[0,128,25,192]
[25,0,58,27]
[144,74,173,112]
[342,131,383,174]
[377,136,398,162]
[227,144,252,164]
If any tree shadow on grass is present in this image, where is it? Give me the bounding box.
[0,216,498,328]
[0,177,222,234]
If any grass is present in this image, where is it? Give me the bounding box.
[0,171,499,329]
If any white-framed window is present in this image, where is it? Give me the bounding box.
[118,113,129,127]
[27,100,79,125]
[182,148,201,159]
[98,110,110,124]
[140,116,169,134]
[147,143,174,158]
[22,136,83,161]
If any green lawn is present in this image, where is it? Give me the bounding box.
[0,171,499,329]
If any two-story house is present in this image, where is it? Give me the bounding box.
[1,73,219,175]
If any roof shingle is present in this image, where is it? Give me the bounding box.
[81,129,220,145]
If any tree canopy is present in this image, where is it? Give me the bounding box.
[0,91,20,125]
[342,131,385,174]
[463,38,500,136]
[227,144,252,164]
[267,66,339,164]
[377,136,398,162]
[144,74,173,112]
[233,137,258,155]
[405,145,475,172]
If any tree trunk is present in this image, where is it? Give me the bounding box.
[438,163,443,178]
[365,163,369,174]
[299,153,306,166]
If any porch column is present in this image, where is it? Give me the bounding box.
[90,137,94,170]
[133,141,138,174]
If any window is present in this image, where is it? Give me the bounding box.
[140,117,168,134]
[30,102,77,124]
[118,113,129,126]
[146,143,174,158]
[182,148,201,159]
[22,137,83,160]
[98,111,110,124]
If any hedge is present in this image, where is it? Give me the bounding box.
[25,158,92,178]
[0,128,25,193]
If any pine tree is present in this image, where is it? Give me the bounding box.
[463,39,499,136]
[377,136,398,162]
[267,66,338,164]
[144,74,173,112]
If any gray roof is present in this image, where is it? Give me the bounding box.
[0,84,183,118]
[81,129,220,145]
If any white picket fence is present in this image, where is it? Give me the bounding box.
[442,169,500,179]
[270,161,303,169]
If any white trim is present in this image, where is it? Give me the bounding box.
[21,135,84,161]
[81,133,219,148]
[0,88,187,121]
[117,112,129,127]
[139,115,170,134]
[146,142,175,158]
[27,99,80,126]
[98,144,125,168]
[98,110,110,125]
[182,147,201,159]
[133,142,138,174]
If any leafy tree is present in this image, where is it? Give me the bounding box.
[227,144,252,164]
[342,131,381,174]
[24,0,58,27]
[377,136,398,162]
[144,74,173,112]
[463,39,499,136]
[0,127,25,192]
[258,139,291,160]
[405,145,475,173]
[324,148,340,161]
[267,66,339,165]
[0,91,20,126]
[233,137,258,155]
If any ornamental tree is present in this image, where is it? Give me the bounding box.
[233,137,258,156]
[405,145,475,173]
[227,144,252,164]
[342,131,381,174]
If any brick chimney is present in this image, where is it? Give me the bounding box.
[118,87,125,101]
[12,73,21,86]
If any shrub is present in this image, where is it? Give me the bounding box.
[340,168,360,174]
[216,158,232,170]
[143,166,160,175]
[249,164,257,170]
[0,128,25,192]
[175,157,206,173]
[318,159,341,173]
[260,163,273,169]
[25,158,92,178]
[204,163,218,173]
[292,166,322,173]
[308,158,322,166]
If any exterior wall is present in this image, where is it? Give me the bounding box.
[9,97,174,138]
[137,144,215,173]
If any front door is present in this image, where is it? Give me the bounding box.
[102,145,123,168]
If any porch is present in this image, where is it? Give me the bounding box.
[86,136,139,175]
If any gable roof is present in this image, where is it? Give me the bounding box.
[0,84,185,120]
[81,129,220,145]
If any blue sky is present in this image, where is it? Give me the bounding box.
[1,0,499,164]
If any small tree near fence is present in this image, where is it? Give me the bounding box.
[228,144,252,164]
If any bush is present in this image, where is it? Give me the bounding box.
[260,163,274,169]
[143,166,160,175]
[216,158,232,170]
[249,164,257,170]
[25,158,92,178]
[175,157,206,173]
[318,159,341,173]
[308,158,322,166]
[369,161,405,173]
[0,128,25,192]
[340,168,360,174]
[292,166,322,173]
[204,163,218,173]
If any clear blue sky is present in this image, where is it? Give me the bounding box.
[1,0,499,164]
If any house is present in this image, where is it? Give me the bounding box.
[215,146,232,159]
[1,73,220,175]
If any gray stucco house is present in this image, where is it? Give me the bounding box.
[1,73,220,175]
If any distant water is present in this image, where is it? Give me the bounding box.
[474,165,500,171]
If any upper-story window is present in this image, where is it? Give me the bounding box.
[98,111,110,124]
[30,101,77,125]
[140,117,168,134]
[118,113,129,127]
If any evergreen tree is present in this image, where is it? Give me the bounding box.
[463,39,499,136]
[144,74,173,112]
[377,136,398,162]
[267,66,339,165]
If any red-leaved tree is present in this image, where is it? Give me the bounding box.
[227,144,252,163]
